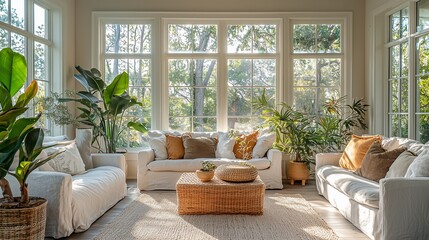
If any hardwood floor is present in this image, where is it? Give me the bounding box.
[67,180,369,240]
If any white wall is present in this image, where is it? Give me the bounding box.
[46,0,76,137]
[75,0,366,102]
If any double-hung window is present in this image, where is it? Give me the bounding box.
[291,22,343,116]
[0,0,55,133]
[102,22,153,147]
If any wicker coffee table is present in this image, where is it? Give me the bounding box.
[176,173,265,215]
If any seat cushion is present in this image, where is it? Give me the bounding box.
[71,166,126,232]
[317,165,380,208]
[148,158,271,172]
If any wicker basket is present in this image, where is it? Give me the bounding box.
[0,198,47,240]
[215,164,258,182]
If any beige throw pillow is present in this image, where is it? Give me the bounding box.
[385,151,417,178]
[183,137,218,159]
[355,142,406,182]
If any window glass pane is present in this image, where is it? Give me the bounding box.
[318,88,340,111]
[418,0,429,31]
[400,79,408,112]
[417,35,429,75]
[417,115,429,143]
[0,0,8,24]
[228,59,251,86]
[389,45,400,79]
[253,87,275,114]
[105,24,151,54]
[0,28,8,48]
[169,117,191,132]
[293,87,316,114]
[320,59,341,87]
[417,76,429,113]
[390,11,401,41]
[228,24,276,53]
[389,79,399,113]
[169,87,192,117]
[401,8,409,38]
[227,25,253,53]
[168,24,217,53]
[105,58,127,82]
[11,0,25,29]
[317,24,341,53]
[169,59,217,87]
[228,117,261,131]
[389,114,408,138]
[293,59,316,86]
[293,24,316,53]
[253,24,276,53]
[34,4,47,38]
[128,59,151,86]
[228,88,251,116]
[11,32,25,55]
[253,59,276,86]
[401,43,408,77]
[34,42,47,80]
[193,117,216,132]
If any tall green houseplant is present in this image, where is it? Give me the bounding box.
[60,66,147,153]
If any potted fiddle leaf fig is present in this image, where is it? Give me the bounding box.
[59,66,148,153]
[0,48,61,239]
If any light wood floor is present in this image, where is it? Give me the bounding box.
[66,179,369,240]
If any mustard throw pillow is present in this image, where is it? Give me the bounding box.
[233,131,259,160]
[339,135,381,170]
[166,133,191,159]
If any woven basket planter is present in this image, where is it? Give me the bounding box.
[0,197,47,240]
[215,164,258,182]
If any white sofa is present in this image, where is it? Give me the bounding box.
[4,153,127,239]
[315,137,429,240]
[137,148,283,190]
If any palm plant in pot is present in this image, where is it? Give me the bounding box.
[58,66,148,153]
[0,48,62,239]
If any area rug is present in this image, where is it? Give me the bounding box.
[95,193,338,240]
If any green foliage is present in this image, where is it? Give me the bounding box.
[60,66,148,153]
[33,91,76,126]
[254,89,368,164]
[201,161,216,171]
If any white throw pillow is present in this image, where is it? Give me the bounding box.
[252,132,276,158]
[382,137,400,151]
[405,149,429,177]
[385,151,417,178]
[75,128,93,169]
[408,143,429,155]
[149,134,168,160]
[215,132,235,159]
[44,141,86,175]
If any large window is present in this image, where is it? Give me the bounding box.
[102,23,152,147]
[165,21,279,132]
[94,12,351,146]
[291,23,342,116]
[386,0,429,143]
[0,0,54,132]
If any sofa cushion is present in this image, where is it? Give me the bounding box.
[71,166,126,232]
[355,142,406,182]
[252,132,276,158]
[183,137,217,159]
[385,151,417,178]
[405,149,429,177]
[147,158,271,172]
[216,132,235,159]
[317,165,380,208]
[166,134,189,159]
[233,131,259,160]
[339,135,381,170]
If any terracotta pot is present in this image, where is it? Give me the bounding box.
[286,161,310,186]
[196,170,215,182]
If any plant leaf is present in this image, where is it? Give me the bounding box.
[77,91,100,103]
[7,116,40,139]
[24,128,44,159]
[0,84,12,111]
[15,80,38,108]
[103,72,129,106]
[0,48,27,96]
[14,161,31,183]
[127,121,147,133]
[73,73,90,92]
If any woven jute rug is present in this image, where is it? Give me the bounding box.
[95,193,338,240]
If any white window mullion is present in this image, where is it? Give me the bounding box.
[217,21,228,131]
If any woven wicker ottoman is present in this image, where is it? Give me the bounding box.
[176,173,265,215]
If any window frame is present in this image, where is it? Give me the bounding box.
[0,0,63,135]
[92,12,352,142]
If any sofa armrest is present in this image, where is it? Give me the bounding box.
[379,177,429,240]
[137,149,155,189]
[315,153,342,170]
[92,153,126,173]
[267,148,282,162]
[5,171,74,238]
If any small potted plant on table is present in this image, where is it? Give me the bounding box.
[196,161,217,182]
